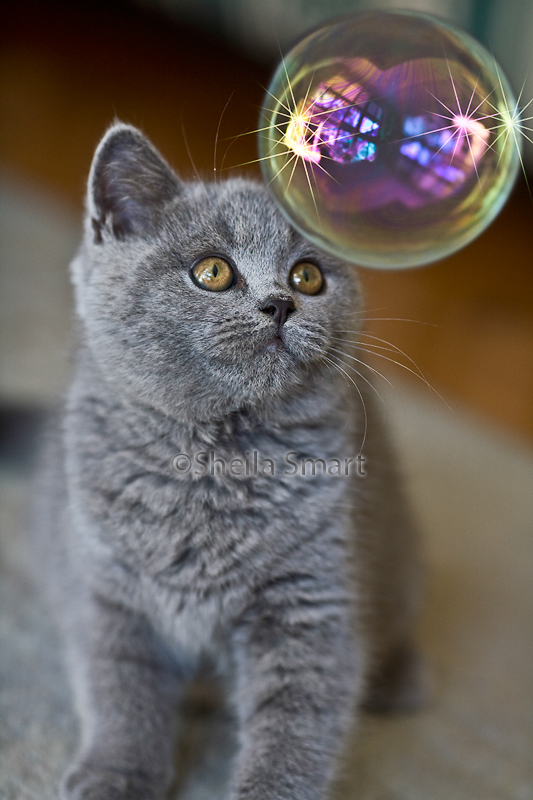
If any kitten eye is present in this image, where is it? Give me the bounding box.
[289,261,324,295]
[191,256,234,291]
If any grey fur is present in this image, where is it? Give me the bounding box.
[38,123,424,800]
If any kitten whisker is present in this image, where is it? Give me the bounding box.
[328,346,393,399]
[355,347,453,412]
[214,92,236,185]
[336,318,438,326]
[318,352,368,452]
[327,350,388,408]
[330,333,426,379]
[210,318,258,328]
[330,327,452,410]
[181,121,208,194]
[211,324,263,341]
[298,334,328,350]
[305,341,368,448]
[214,324,259,336]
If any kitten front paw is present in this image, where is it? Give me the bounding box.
[60,761,160,800]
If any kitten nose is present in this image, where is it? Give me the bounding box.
[260,296,295,327]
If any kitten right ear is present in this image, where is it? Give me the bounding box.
[88,123,182,243]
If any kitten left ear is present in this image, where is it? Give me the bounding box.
[88,123,182,242]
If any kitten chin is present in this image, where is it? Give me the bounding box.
[38,122,426,800]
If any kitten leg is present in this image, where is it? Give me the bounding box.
[60,595,181,800]
[228,591,361,800]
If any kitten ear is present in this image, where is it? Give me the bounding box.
[88,123,182,242]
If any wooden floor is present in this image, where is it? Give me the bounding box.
[2,0,533,441]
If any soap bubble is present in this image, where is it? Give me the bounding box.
[258,11,520,269]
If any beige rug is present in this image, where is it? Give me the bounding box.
[0,174,532,799]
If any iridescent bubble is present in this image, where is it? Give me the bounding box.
[258,11,520,269]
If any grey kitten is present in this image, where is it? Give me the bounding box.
[39,123,425,800]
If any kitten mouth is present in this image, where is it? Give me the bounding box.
[263,335,285,354]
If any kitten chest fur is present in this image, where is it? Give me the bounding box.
[63,348,358,661]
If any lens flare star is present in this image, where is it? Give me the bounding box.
[483,67,533,193]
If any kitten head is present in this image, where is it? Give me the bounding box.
[71,123,362,422]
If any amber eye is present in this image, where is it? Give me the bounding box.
[191,256,234,291]
[289,261,324,295]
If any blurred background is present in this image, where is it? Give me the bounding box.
[1,0,533,447]
[1,2,533,797]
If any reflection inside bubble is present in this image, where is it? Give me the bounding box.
[259,13,519,268]
[282,60,491,206]
[284,75,380,167]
